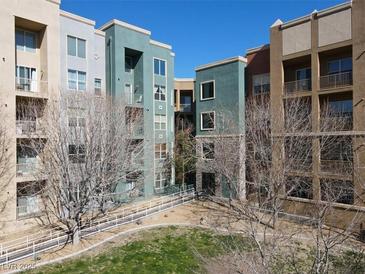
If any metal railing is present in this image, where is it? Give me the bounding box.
[284,79,311,95]
[16,197,42,218]
[286,159,312,172]
[15,77,37,92]
[126,94,143,105]
[320,116,353,131]
[320,71,352,89]
[0,188,195,266]
[16,162,39,177]
[16,120,44,135]
[179,103,192,112]
[320,160,353,174]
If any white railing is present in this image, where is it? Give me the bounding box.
[0,188,195,266]
[16,197,42,218]
[16,120,44,135]
[320,71,352,89]
[284,79,311,95]
[16,162,39,177]
[15,77,37,92]
[179,103,192,112]
[126,94,143,105]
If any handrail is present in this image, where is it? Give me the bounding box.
[0,188,195,266]
[284,78,311,95]
[320,71,352,89]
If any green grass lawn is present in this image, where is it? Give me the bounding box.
[28,226,253,274]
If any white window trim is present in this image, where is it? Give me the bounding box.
[68,70,87,91]
[200,80,215,101]
[154,84,166,102]
[154,114,167,131]
[153,57,167,77]
[67,35,86,59]
[155,143,167,160]
[200,111,216,131]
[155,172,167,189]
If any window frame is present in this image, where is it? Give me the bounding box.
[154,114,167,130]
[200,111,215,131]
[154,85,166,101]
[155,172,167,189]
[202,142,215,160]
[153,58,166,76]
[200,80,215,101]
[68,69,87,91]
[252,73,270,95]
[94,78,102,95]
[154,143,167,160]
[67,35,86,59]
[16,29,36,53]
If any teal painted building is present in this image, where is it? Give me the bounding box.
[194,57,246,198]
[100,20,175,197]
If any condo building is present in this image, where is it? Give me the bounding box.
[100,20,175,196]
[0,0,61,233]
[267,0,365,227]
[195,57,246,198]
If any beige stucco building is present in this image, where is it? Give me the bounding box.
[0,0,61,234]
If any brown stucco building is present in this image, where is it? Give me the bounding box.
[266,0,365,229]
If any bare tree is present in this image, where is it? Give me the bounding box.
[0,105,14,229]
[196,95,361,273]
[18,92,145,243]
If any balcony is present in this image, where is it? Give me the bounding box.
[17,195,42,218]
[320,115,353,131]
[127,124,144,138]
[286,158,312,172]
[126,93,143,106]
[16,162,39,177]
[320,71,352,90]
[320,160,352,175]
[15,77,37,92]
[284,79,311,95]
[16,120,44,136]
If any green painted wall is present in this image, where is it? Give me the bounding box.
[104,24,175,197]
[195,60,246,137]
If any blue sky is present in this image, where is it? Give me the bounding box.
[61,0,347,78]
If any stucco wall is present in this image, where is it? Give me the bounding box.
[318,9,351,47]
[282,21,311,55]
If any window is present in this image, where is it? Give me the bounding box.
[125,56,133,73]
[68,70,86,91]
[201,112,215,130]
[202,143,214,159]
[68,144,86,163]
[296,68,311,81]
[320,179,354,205]
[155,143,167,159]
[155,114,167,130]
[252,73,270,95]
[285,176,313,199]
[67,36,86,58]
[94,78,102,95]
[202,173,215,195]
[16,29,36,53]
[154,85,166,101]
[155,172,167,189]
[154,58,166,76]
[16,66,37,92]
[201,81,215,100]
[68,117,78,127]
[328,57,352,74]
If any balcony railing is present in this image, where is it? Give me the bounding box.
[127,124,144,137]
[16,120,44,135]
[284,79,311,95]
[320,71,352,90]
[179,103,192,112]
[286,158,312,172]
[320,115,353,131]
[15,77,37,92]
[16,162,39,177]
[320,160,352,175]
[126,93,143,106]
[17,196,41,218]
